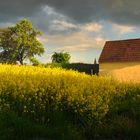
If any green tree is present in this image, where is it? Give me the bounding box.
[30,57,40,66]
[0,19,44,64]
[51,51,71,63]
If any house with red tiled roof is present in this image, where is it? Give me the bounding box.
[99,38,140,63]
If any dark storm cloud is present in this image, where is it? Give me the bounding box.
[46,0,140,25]
[0,0,78,34]
[0,0,140,27]
[0,0,46,22]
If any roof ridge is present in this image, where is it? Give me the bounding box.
[106,38,140,43]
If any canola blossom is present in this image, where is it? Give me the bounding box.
[0,64,139,126]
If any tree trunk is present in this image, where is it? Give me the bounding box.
[20,60,23,65]
[18,55,23,65]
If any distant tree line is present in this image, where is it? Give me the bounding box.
[51,51,71,64]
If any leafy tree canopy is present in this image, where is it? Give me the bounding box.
[30,57,40,66]
[51,51,71,63]
[0,19,44,64]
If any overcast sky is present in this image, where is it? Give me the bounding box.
[1,0,140,63]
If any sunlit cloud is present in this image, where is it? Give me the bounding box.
[43,6,56,16]
[47,31,106,52]
[0,22,14,28]
[52,20,77,29]
[82,23,102,32]
[112,24,135,35]
[37,35,48,45]
[61,44,90,52]
[70,56,83,63]
[95,37,106,45]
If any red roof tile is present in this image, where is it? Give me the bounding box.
[99,38,140,63]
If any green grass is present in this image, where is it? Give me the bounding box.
[0,111,83,140]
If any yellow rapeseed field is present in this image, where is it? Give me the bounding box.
[0,64,113,121]
[0,64,140,139]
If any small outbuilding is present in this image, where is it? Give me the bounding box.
[99,38,140,63]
